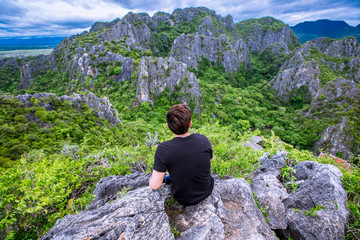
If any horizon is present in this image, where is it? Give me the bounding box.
[0,0,359,39]
[0,17,358,41]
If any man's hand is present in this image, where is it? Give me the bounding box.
[149,170,166,190]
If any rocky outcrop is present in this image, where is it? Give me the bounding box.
[314,117,354,160]
[269,37,360,101]
[152,12,175,31]
[236,17,300,55]
[42,152,348,240]
[269,52,321,101]
[87,172,151,210]
[170,34,251,73]
[251,151,288,229]
[172,7,235,35]
[16,92,121,125]
[279,160,349,240]
[42,174,276,240]
[311,37,360,58]
[252,151,349,240]
[18,55,56,89]
[90,18,121,33]
[99,12,153,50]
[306,78,359,118]
[135,56,201,111]
[303,78,359,159]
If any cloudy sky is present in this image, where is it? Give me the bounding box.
[1,0,359,38]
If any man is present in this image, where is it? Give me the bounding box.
[149,104,214,206]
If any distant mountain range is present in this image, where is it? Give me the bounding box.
[291,19,360,43]
[1,20,359,51]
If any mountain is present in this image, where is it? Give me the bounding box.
[291,19,360,43]
[0,7,359,239]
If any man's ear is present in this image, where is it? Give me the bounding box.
[189,121,192,128]
[166,123,169,129]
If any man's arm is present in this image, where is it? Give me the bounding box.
[149,170,166,190]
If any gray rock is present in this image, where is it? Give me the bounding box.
[306,78,359,118]
[346,58,360,83]
[251,152,349,240]
[175,178,277,240]
[269,52,321,101]
[15,92,121,125]
[237,18,300,55]
[251,152,288,229]
[171,7,235,35]
[314,117,354,160]
[41,184,173,240]
[312,37,360,58]
[135,56,201,112]
[42,175,277,240]
[170,34,251,73]
[87,172,151,210]
[90,18,121,33]
[278,161,349,240]
[100,12,153,50]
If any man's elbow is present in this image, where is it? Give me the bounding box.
[149,179,162,190]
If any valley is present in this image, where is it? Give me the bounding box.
[0,7,359,239]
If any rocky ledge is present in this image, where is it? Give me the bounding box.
[42,152,348,240]
[16,92,121,125]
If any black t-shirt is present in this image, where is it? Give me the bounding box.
[153,133,214,205]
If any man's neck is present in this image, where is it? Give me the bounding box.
[174,131,191,138]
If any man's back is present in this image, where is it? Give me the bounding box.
[154,133,214,205]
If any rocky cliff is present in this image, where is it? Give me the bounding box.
[42,152,348,240]
[135,56,201,111]
[16,92,121,125]
[170,34,251,74]
[270,37,360,101]
[236,17,300,56]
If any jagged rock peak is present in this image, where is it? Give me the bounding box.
[16,92,121,125]
[171,7,235,32]
[93,12,153,49]
[135,56,201,112]
[269,51,320,101]
[90,18,121,33]
[170,33,251,73]
[236,17,300,55]
[269,36,360,101]
[309,37,360,58]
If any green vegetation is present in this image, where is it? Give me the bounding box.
[0,10,359,239]
[236,17,286,39]
[152,12,207,57]
[280,164,298,193]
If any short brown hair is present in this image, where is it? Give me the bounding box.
[166,104,192,134]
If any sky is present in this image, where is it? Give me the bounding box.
[0,0,359,38]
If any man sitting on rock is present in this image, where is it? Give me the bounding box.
[149,104,214,206]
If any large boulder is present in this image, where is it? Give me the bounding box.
[251,151,349,240]
[279,160,349,240]
[42,175,276,240]
[251,151,289,229]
